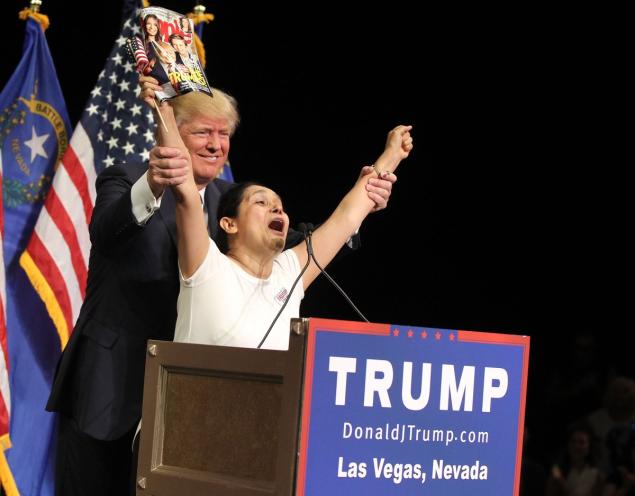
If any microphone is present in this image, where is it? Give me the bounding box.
[300,223,369,323]
[297,222,314,257]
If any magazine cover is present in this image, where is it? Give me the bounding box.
[130,6,212,102]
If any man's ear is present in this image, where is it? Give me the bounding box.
[219,216,237,234]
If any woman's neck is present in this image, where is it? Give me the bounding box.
[226,248,275,279]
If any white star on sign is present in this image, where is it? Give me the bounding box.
[24,126,50,163]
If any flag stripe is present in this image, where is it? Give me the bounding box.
[69,123,98,205]
[63,133,96,226]
[34,209,83,326]
[52,161,91,266]
[42,189,88,298]
[21,235,72,347]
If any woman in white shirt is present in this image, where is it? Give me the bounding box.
[157,102,413,350]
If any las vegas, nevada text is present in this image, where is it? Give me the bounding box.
[337,457,488,484]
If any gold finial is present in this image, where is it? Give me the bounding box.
[29,0,42,12]
[193,4,206,15]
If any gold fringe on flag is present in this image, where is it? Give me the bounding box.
[18,7,50,32]
[1,439,19,496]
[192,34,207,69]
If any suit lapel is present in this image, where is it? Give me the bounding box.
[205,180,222,239]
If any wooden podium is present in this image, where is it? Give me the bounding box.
[136,318,530,496]
[135,319,308,496]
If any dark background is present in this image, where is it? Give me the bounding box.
[3,0,621,470]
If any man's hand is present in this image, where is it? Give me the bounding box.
[147,146,189,198]
[359,165,398,212]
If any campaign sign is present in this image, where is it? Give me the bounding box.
[296,318,530,496]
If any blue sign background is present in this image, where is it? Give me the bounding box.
[300,323,528,495]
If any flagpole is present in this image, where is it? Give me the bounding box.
[152,99,169,133]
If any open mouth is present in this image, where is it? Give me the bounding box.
[268,219,284,233]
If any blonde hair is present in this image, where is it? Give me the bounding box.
[172,89,240,135]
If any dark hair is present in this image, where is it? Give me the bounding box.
[169,33,185,44]
[215,181,266,254]
[143,14,160,40]
[144,14,159,28]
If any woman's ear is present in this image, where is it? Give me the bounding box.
[219,217,238,234]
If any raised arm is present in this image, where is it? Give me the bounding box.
[292,125,413,289]
[154,103,209,278]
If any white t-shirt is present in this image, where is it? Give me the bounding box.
[174,240,304,350]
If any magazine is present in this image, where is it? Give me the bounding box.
[128,6,212,102]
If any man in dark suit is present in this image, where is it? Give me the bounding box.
[46,87,396,495]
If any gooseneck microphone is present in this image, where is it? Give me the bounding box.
[300,223,369,323]
[256,228,312,349]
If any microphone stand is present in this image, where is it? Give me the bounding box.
[304,224,369,323]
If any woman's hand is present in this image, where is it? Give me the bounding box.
[385,125,414,161]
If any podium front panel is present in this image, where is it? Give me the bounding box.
[136,329,305,496]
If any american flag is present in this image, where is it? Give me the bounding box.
[128,36,150,74]
[20,2,156,347]
[21,1,230,348]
